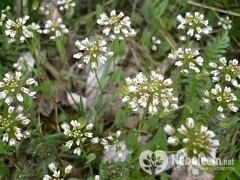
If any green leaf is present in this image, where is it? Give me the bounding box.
[115,110,127,128]
[204,31,230,64]
[141,28,151,47]
[155,0,169,18]
[0,161,10,178]
[78,117,87,128]
[148,128,167,150]
[0,141,12,155]
[96,4,104,18]
[111,68,123,84]
[85,153,96,164]
[56,37,66,61]
[126,131,138,150]
[143,0,154,23]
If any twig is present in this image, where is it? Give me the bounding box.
[188,0,240,17]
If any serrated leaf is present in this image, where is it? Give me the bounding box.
[0,141,12,156]
[204,32,230,64]
[0,161,10,178]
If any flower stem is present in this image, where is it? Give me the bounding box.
[137,98,151,133]
[93,69,103,93]
[79,141,94,177]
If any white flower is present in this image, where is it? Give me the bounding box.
[43,18,69,40]
[44,163,72,180]
[13,56,35,71]
[164,125,175,135]
[151,36,161,51]
[0,7,10,26]
[209,57,240,87]
[86,123,93,130]
[43,175,52,180]
[168,48,203,74]
[48,163,57,172]
[95,175,101,180]
[91,137,99,144]
[40,3,50,16]
[73,37,114,70]
[122,71,178,114]
[64,165,73,174]
[177,12,212,40]
[0,71,36,105]
[218,16,232,30]
[186,117,194,128]
[74,147,81,156]
[177,125,188,135]
[27,22,42,33]
[97,10,136,40]
[167,136,179,146]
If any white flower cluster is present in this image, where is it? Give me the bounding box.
[203,84,238,116]
[61,119,99,156]
[101,131,129,161]
[0,106,31,146]
[43,163,73,180]
[40,3,50,16]
[0,6,10,26]
[0,12,6,26]
[164,118,219,163]
[43,18,69,40]
[151,36,161,51]
[218,16,232,30]
[209,57,240,87]
[27,22,42,34]
[57,0,76,11]
[0,71,36,105]
[177,12,212,40]
[97,10,136,40]
[13,56,35,71]
[5,15,41,43]
[168,48,204,74]
[122,71,178,115]
[73,37,114,70]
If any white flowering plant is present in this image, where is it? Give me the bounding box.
[0,0,240,180]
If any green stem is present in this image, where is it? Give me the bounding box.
[25,39,34,55]
[79,141,94,177]
[6,154,21,170]
[93,69,103,93]
[137,98,151,133]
